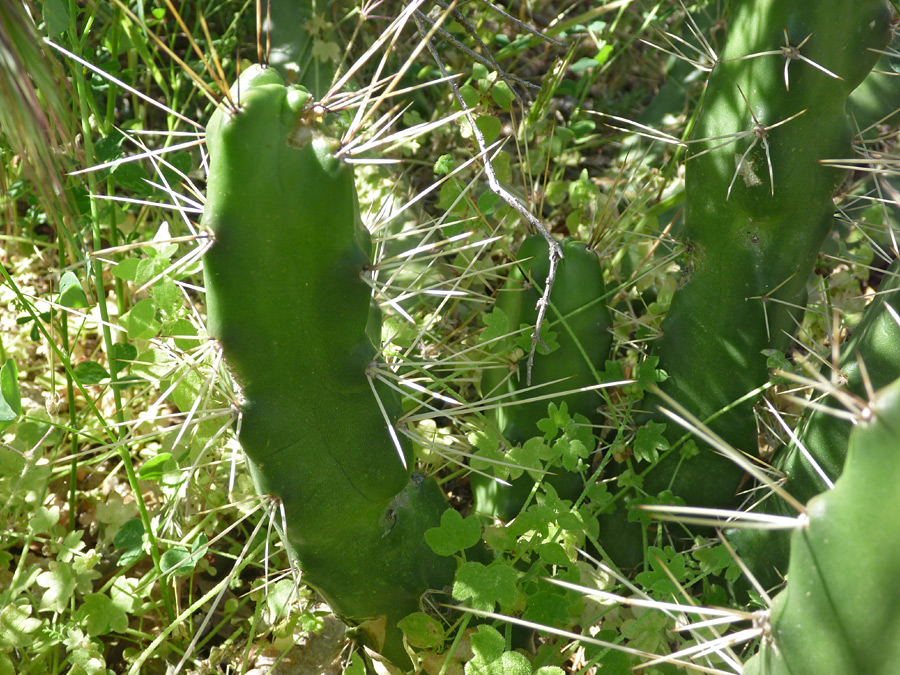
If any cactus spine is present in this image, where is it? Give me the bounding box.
[742,375,900,675]
[731,259,900,590]
[202,65,454,666]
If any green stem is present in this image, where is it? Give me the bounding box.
[642,0,890,506]
[64,3,175,624]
